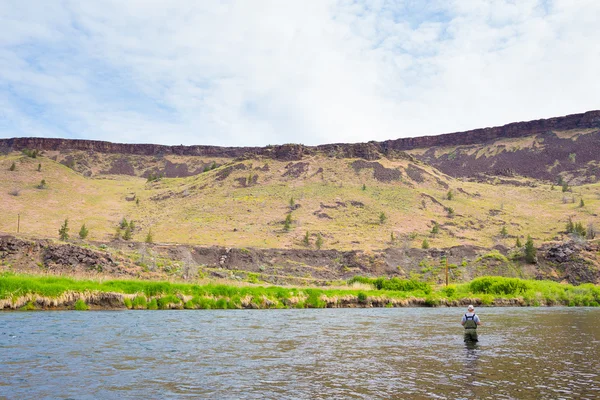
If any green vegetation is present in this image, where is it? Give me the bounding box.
[379,212,387,225]
[446,190,454,200]
[59,219,69,241]
[37,179,47,189]
[303,231,310,246]
[9,162,16,171]
[74,299,89,310]
[145,229,154,243]
[22,149,40,158]
[422,238,430,249]
[431,222,439,235]
[500,225,508,237]
[283,213,292,231]
[2,274,598,310]
[79,224,89,240]
[525,236,536,263]
[315,233,324,249]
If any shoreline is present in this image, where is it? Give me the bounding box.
[2,274,598,311]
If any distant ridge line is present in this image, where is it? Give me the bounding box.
[1,110,599,159]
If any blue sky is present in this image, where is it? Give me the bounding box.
[1,0,599,147]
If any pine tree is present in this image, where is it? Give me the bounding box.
[447,190,454,200]
[525,236,536,263]
[422,238,430,249]
[9,162,15,171]
[289,197,295,208]
[129,220,135,231]
[120,217,128,229]
[145,229,154,243]
[123,226,132,240]
[566,217,574,233]
[362,184,366,191]
[79,224,89,239]
[579,198,585,208]
[315,233,324,249]
[379,212,387,225]
[59,219,69,241]
[500,225,508,237]
[283,213,292,231]
[515,237,522,247]
[431,222,439,234]
[303,231,310,246]
[37,163,41,172]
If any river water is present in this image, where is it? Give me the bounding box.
[1,307,599,399]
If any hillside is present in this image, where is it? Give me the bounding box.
[1,111,600,285]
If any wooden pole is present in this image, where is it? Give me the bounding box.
[17,214,20,233]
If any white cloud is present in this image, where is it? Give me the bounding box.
[0,0,599,146]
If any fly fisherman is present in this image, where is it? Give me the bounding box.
[461,304,482,342]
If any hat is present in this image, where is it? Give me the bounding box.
[467,304,474,311]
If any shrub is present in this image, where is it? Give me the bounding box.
[37,163,41,172]
[422,239,430,249]
[447,190,453,200]
[357,292,367,303]
[515,237,522,248]
[587,223,596,240]
[379,212,387,225]
[470,276,531,295]
[579,198,585,208]
[500,225,508,237]
[123,227,132,241]
[120,218,128,229]
[9,162,16,171]
[431,222,439,235]
[74,299,88,311]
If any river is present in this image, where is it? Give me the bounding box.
[1,307,599,399]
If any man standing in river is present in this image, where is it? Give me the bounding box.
[461,304,481,342]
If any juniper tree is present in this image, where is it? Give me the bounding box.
[145,229,154,243]
[283,213,292,231]
[303,231,310,246]
[79,224,89,240]
[315,233,324,249]
[525,236,536,263]
[123,226,132,240]
[59,219,69,241]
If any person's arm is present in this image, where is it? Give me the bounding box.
[475,315,482,326]
[461,315,466,325]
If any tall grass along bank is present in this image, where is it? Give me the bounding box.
[0,274,598,310]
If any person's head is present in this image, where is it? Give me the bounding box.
[467,304,474,312]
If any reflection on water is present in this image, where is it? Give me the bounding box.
[1,307,599,399]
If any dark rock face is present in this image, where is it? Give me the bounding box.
[2,110,596,159]
[351,160,401,182]
[1,110,599,181]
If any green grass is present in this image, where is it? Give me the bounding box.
[1,273,598,309]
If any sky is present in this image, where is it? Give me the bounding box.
[1,0,599,147]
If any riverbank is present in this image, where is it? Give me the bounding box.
[1,274,599,310]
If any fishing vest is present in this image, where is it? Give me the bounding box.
[464,314,477,329]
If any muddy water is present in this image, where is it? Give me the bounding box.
[1,307,599,399]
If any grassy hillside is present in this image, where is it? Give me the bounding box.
[2,150,599,252]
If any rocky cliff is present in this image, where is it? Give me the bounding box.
[2,110,599,160]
